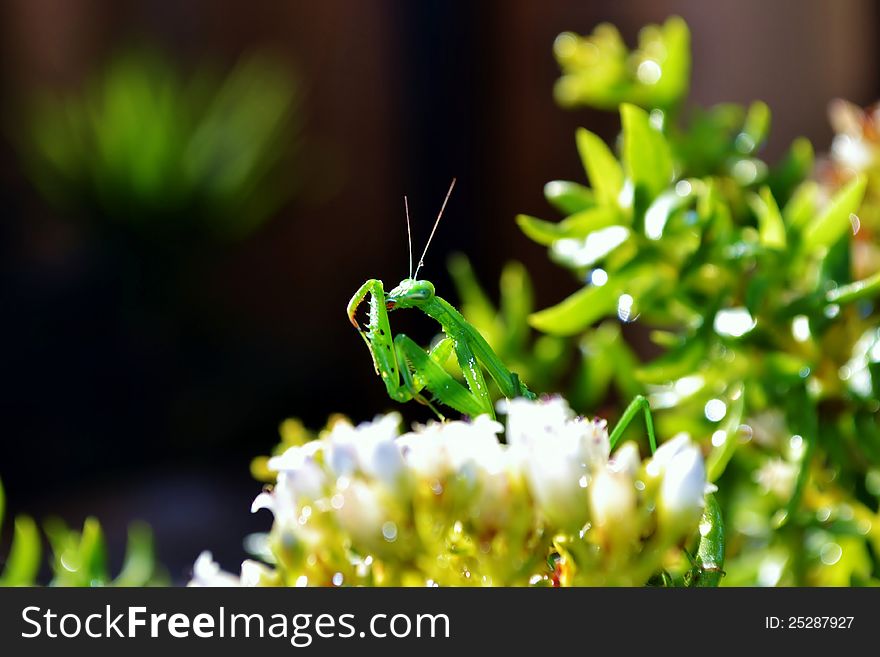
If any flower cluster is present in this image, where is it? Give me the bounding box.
[191,397,711,587]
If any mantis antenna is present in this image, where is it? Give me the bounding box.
[404,195,413,279]
[413,178,456,279]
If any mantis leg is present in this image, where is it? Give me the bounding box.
[429,297,536,400]
[608,394,657,453]
[395,334,489,418]
[450,337,494,418]
[347,279,416,404]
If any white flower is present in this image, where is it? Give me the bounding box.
[831,133,873,170]
[657,442,707,532]
[608,441,641,477]
[468,467,521,532]
[327,414,405,487]
[590,468,637,543]
[398,415,505,480]
[188,551,242,587]
[188,552,275,587]
[267,441,327,503]
[264,458,326,529]
[503,396,609,465]
[240,560,275,587]
[645,432,692,478]
[335,479,392,547]
[501,397,609,529]
[519,446,589,529]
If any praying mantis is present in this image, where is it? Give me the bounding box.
[347,180,536,420]
[346,180,723,585]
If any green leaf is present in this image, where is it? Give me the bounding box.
[544,180,595,215]
[801,175,866,253]
[516,207,620,246]
[529,281,620,336]
[448,253,496,325]
[780,388,819,527]
[748,186,786,249]
[769,137,814,204]
[529,263,664,336]
[0,515,41,586]
[621,103,673,201]
[517,215,564,246]
[826,270,880,305]
[576,128,624,207]
[693,494,725,587]
[649,16,691,109]
[636,338,706,384]
[572,322,638,407]
[740,101,770,152]
[79,518,109,586]
[549,225,631,269]
[783,181,818,230]
[609,335,643,401]
[499,261,533,348]
[113,522,157,587]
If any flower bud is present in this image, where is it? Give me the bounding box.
[520,447,590,530]
[589,468,637,545]
[335,480,394,550]
[502,397,610,530]
[240,559,277,587]
[608,441,641,477]
[658,442,707,533]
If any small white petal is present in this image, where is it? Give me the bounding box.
[251,492,275,514]
[188,551,242,587]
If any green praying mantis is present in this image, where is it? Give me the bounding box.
[346,180,723,585]
[347,179,536,421]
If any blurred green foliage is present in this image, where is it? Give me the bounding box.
[453,17,880,585]
[18,50,299,240]
[0,479,166,587]
[554,17,690,112]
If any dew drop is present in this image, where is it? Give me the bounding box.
[637,60,662,85]
[850,213,861,235]
[819,542,842,566]
[382,521,398,542]
[704,399,727,422]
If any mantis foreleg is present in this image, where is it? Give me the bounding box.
[429,297,536,401]
[449,335,493,417]
[608,394,657,453]
[394,334,489,418]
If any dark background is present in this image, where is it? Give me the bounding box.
[1,0,878,581]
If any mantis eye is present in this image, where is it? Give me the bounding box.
[407,281,435,301]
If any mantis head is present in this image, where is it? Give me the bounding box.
[386,278,435,310]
